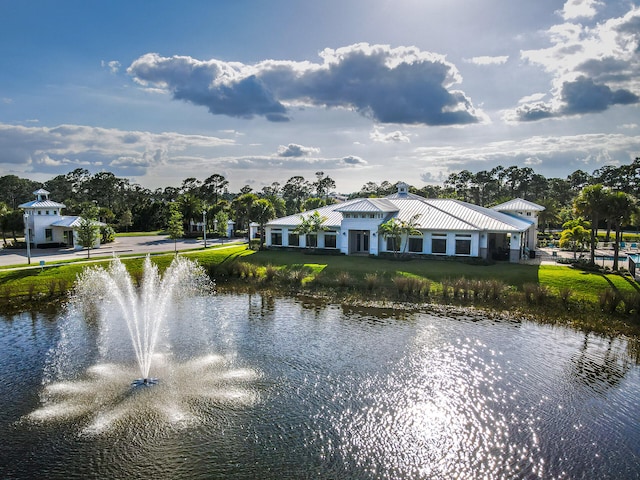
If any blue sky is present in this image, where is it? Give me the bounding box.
[1,0,639,193]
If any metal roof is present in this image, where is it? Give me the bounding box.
[492,198,545,212]
[335,198,398,213]
[267,195,535,233]
[50,216,83,228]
[50,216,105,228]
[19,200,66,209]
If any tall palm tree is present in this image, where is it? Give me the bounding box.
[250,199,275,250]
[574,184,608,264]
[605,191,637,270]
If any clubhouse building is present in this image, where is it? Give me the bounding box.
[265,183,544,263]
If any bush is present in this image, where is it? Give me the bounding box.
[523,283,550,304]
[559,286,573,307]
[101,225,116,244]
[263,264,278,282]
[599,288,623,314]
[336,271,353,288]
[364,273,381,292]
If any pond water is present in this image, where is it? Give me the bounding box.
[1,294,639,479]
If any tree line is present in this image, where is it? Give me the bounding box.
[1,159,639,257]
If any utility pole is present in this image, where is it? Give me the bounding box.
[23,213,31,264]
[203,209,207,248]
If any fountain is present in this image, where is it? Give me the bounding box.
[73,255,211,385]
[27,255,260,435]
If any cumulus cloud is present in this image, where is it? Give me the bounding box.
[510,5,640,121]
[101,60,121,74]
[341,155,367,166]
[465,55,509,66]
[370,128,410,143]
[277,143,320,157]
[127,43,483,126]
[414,132,640,177]
[560,0,603,20]
[0,123,233,177]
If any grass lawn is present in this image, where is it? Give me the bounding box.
[2,244,640,335]
[115,231,164,237]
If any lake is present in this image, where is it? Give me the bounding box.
[1,293,639,479]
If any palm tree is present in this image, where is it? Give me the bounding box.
[379,218,403,256]
[605,191,637,270]
[294,211,327,248]
[536,198,561,233]
[559,225,589,259]
[574,184,608,264]
[250,199,275,250]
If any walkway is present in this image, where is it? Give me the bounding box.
[0,235,246,269]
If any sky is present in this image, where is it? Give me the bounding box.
[1,0,639,194]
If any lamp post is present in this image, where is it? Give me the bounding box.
[202,209,207,248]
[23,213,31,265]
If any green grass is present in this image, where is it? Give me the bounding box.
[2,245,640,336]
[114,231,164,237]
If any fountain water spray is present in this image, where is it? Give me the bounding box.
[74,255,212,384]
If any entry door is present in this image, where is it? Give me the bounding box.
[355,231,369,253]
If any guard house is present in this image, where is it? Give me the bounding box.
[265,183,543,263]
[19,189,102,249]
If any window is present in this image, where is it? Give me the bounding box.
[45,229,53,241]
[344,213,351,218]
[386,237,398,252]
[526,212,532,216]
[288,233,299,246]
[45,210,49,215]
[409,237,423,253]
[432,234,447,254]
[307,234,318,247]
[37,211,41,215]
[271,230,282,246]
[369,214,375,218]
[325,233,337,248]
[455,235,472,255]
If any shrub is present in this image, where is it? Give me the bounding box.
[559,286,573,307]
[364,273,381,292]
[47,279,57,297]
[621,291,640,316]
[263,264,278,282]
[599,288,623,314]
[336,271,353,288]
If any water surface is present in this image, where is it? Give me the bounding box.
[1,294,639,479]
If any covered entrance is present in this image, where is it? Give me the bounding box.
[349,230,370,254]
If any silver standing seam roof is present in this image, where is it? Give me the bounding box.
[267,194,537,233]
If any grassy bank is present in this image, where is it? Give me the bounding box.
[1,244,639,336]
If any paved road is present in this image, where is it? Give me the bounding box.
[0,235,245,268]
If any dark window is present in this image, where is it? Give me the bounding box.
[432,236,447,254]
[325,234,337,248]
[386,237,398,251]
[288,233,299,246]
[409,237,423,253]
[271,231,282,246]
[455,239,471,255]
[307,234,317,247]
[45,229,53,241]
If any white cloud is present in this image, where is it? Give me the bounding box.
[559,0,604,20]
[513,5,640,121]
[101,60,121,74]
[370,128,410,143]
[276,143,320,157]
[127,43,484,126]
[0,123,233,177]
[465,55,509,66]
